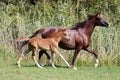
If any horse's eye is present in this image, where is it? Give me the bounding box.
[64,33,67,35]
[97,18,101,21]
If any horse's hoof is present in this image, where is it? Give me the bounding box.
[37,64,43,68]
[38,61,45,67]
[71,66,77,70]
[68,65,71,68]
[39,64,44,67]
[94,59,99,68]
[94,63,98,68]
[38,66,43,68]
[73,67,77,70]
[52,65,56,69]
[17,62,21,67]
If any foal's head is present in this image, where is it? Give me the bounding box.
[88,12,109,28]
[61,29,70,41]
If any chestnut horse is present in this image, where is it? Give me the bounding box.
[20,12,109,69]
[17,29,71,68]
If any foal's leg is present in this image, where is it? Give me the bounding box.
[54,49,70,68]
[85,47,99,68]
[32,49,43,68]
[17,49,31,67]
[51,52,56,68]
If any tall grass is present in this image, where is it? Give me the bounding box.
[0,0,120,67]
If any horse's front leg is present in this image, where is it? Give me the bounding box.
[85,47,99,68]
[32,49,43,68]
[71,47,81,70]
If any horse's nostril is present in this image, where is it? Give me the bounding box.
[107,23,109,27]
[104,22,109,27]
[67,38,70,41]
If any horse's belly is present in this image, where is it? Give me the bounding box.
[59,42,75,50]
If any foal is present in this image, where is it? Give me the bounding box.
[17,29,70,68]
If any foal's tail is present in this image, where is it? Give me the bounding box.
[19,28,45,49]
[16,38,30,42]
[16,38,30,53]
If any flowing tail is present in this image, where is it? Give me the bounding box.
[16,37,30,53]
[19,28,45,49]
[16,38,30,42]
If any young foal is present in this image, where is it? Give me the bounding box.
[17,29,70,68]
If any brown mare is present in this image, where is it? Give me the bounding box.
[17,29,71,68]
[20,12,109,69]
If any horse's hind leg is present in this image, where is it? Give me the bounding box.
[85,47,99,68]
[38,50,51,66]
[45,51,51,64]
[32,49,43,68]
[17,49,31,67]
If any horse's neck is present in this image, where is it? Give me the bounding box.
[79,19,95,38]
[52,32,62,43]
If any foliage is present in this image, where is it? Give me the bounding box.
[0,0,120,66]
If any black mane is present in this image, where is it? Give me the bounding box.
[71,20,87,29]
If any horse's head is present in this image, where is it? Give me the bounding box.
[62,29,70,41]
[88,12,109,28]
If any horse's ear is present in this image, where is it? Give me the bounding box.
[96,12,101,16]
[62,29,66,31]
[87,14,93,20]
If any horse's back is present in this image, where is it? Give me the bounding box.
[42,27,62,38]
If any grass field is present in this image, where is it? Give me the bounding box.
[0,60,120,80]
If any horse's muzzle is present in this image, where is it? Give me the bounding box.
[66,38,70,41]
[104,22,109,28]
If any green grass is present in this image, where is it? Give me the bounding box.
[0,61,120,80]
